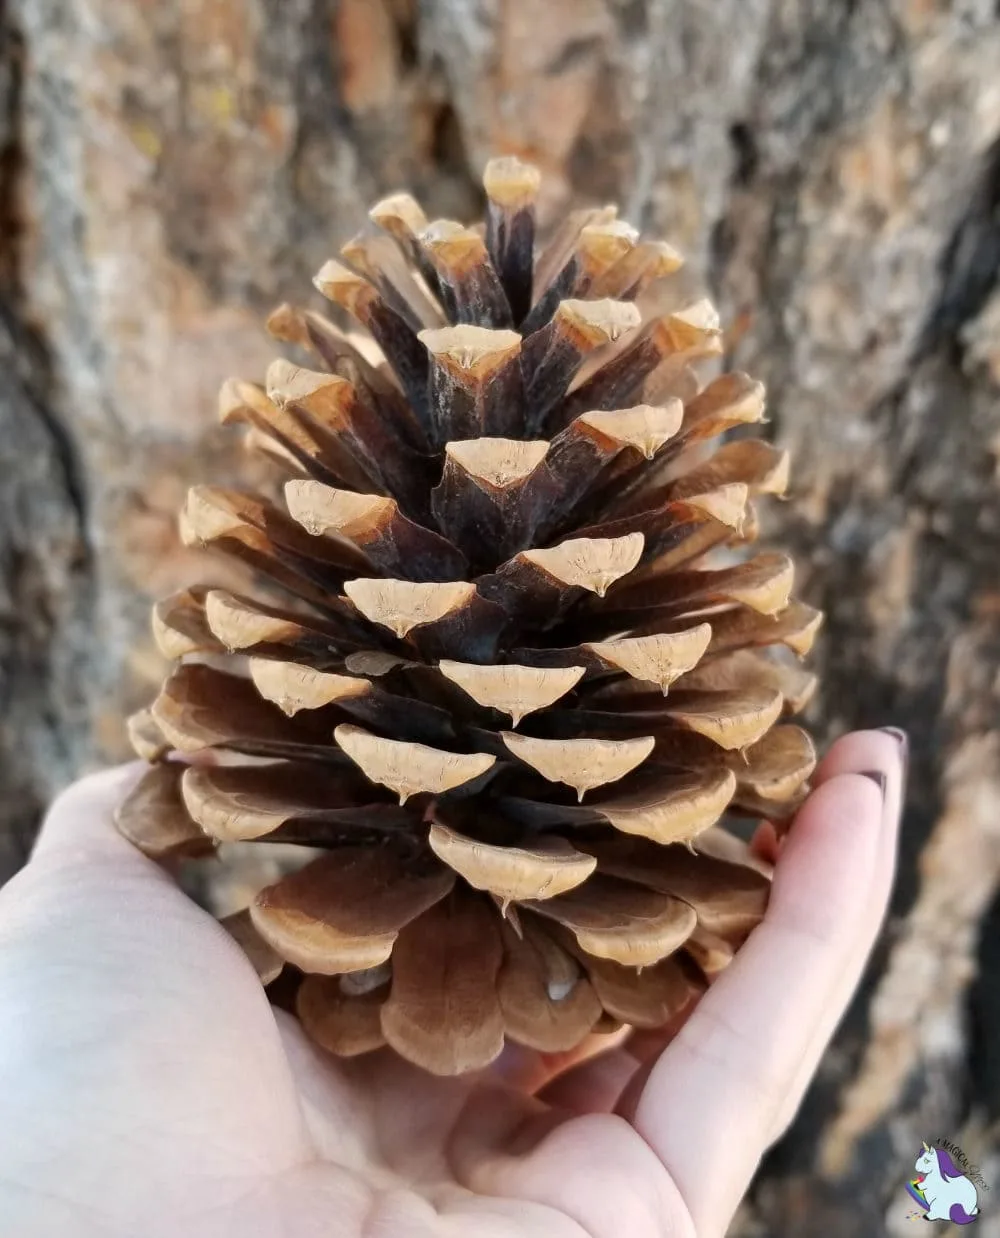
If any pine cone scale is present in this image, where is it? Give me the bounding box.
[496,916,605,1052]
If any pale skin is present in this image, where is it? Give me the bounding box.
[0,730,903,1238]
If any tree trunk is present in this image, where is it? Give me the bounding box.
[2,1,998,1231]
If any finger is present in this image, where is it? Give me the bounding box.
[749,819,781,865]
[612,730,906,1133]
[629,766,890,1237]
[767,727,905,1138]
[450,1088,687,1238]
[535,1042,644,1113]
[535,731,904,1120]
[5,763,179,926]
[489,1029,632,1095]
[6,763,218,959]
[30,763,148,864]
[536,1004,695,1114]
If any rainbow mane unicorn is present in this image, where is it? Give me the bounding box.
[907,1141,980,1225]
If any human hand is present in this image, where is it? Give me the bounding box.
[0,729,904,1238]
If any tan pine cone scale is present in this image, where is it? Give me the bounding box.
[118,156,821,1076]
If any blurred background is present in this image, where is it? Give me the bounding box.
[1,0,998,1232]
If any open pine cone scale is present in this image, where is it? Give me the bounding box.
[118,156,821,1076]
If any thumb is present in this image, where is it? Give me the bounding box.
[30,762,151,864]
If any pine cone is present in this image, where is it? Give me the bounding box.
[118,157,821,1076]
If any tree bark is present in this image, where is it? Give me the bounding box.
[2,1,998,1231]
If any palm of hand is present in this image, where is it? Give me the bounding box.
[0,732,901,1238]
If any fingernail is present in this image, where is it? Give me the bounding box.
[879,726,909,781]
[858,770,887,796]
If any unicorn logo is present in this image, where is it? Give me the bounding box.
[905,1140,981,1224]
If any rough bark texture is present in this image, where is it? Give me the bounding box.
[1,1,998,1231]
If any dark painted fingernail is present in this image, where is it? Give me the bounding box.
[858,770,887,796]
[879,727,909,781]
